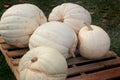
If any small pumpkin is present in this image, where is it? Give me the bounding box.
[18,46,68,80]
[29,21,77,58]
[78,23,110,59]
[48,3,91,33]
[0,3,47,48]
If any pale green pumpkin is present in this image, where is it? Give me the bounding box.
[0,3,47,47]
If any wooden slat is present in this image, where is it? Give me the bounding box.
[0,36,5,43]
[68,51,117,66]
[67,67,120,80]
[1,43,17,50]
[6,49,28,57]
[1,37,120,80]
[0,37,26,80]
[68,57,120,76]
[0,45,20,80]
[13,66,20,80]
[104,51,117,57]
[68,57,91,66]
[11,59,20,66]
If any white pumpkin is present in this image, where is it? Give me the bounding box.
[78,23,110,59]
[48,3,91,33]
[18,46,68,80]
[29,21,77,58]
[0,3,47,48]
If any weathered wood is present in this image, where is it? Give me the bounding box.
[68,57,120,76]
[0,45,20,80]
[6,49,28,57]
[0,36,5,43]
[67,67,120,80]
[0,37,120,80]
[11,59,20,66]
[1,43,17,50]
[13,66,20,80]
[67,51,117,66]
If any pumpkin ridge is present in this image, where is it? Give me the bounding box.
[1,14,32,20]
[35,33,69,49]
[64,6,84,14]
[1,14,42,25]
[64,19,80,32]
[1,30,32,37]
[63,3,81,12]
[0,23,38,30]
[27,67,67,77]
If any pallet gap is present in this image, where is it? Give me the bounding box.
[8,47,28,51]
[75,57,116,66]
[68,65,72,68]
[85,64,120,74]
[68,56,116,68]
[106,77,120,80]
[67,73,81,78]
[68,64,77,68]
[12,55,23,59]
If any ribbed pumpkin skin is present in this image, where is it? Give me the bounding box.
[19,46,68,80]
[48,3,91,33]
[78,25,110,59]
[0,3,47,48]
[29,21,77,58]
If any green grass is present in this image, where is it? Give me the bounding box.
[0,0,120,79]
[0,53,16,80]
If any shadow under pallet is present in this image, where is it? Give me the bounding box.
[0,36,120,80]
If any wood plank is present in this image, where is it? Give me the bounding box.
[0,36,5,43]
[1,36,120,80]
[1,43,17,50]
[11,59,20,66]
[68,57,120,76]
[13,66,20,80]
[67,67,120,80]
[68,57,91,66]
[67,51,117,66]
[0,44,19,80]
[6,49,28,57]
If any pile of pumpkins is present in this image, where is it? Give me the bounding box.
[0,3,110,80]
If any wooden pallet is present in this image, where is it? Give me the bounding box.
[0,37,28,80]
[0,36,120,80]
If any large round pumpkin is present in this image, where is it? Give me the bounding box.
[78,24,110,59]
[48,3,91,33]
[19,46,68,80]
[0,3,47,48]
[29,21,77,58]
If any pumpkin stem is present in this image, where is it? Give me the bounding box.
[71,51,76,58]
[31,57,38,63]
[58,18,64,22]
[84,23,93,30]
[69,49,76,58]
